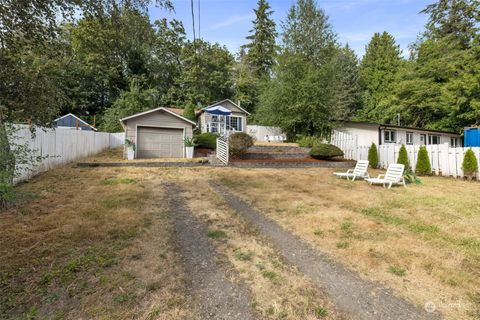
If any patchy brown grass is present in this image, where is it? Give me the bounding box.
[213,168,480,320]
[179,177,346,320]
[0,166,193,319]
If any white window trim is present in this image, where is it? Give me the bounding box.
[427,134,441,145]
[227,115,243,132]
[406,132,413,145]
[384,130,397,143]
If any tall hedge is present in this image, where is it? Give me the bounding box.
[415,146,431,176]
[397,144,410,169]
[462,148,478,179]
[368,143,379,168]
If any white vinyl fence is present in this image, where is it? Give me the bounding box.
[216,136,229,165]
[10,125,125,183]
[331,130,480,179]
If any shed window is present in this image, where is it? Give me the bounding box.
[406,132,413,145]
[384,130,396,143]
[428,135,441,145]
[450,138,457,147]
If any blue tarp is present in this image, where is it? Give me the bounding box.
[204,105,231,116]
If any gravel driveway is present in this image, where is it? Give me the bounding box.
[165,182,253,320]
[210,181,440,320]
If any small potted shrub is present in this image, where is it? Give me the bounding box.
[184,137,196,159]
[462,148,478,180]
[309,143,343,160]
[125,139,135,160]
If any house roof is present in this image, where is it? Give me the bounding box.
[54,113,97,131]
[343,120,461,136]
[120,107,196,125]
[199,99,251,116]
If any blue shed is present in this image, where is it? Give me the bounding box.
[464,127,480,147]
[53,113,97,131]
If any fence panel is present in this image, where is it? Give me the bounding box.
[331,131,479,180]
[9,125,123,183]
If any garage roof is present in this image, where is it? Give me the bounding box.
[120,107,196,126]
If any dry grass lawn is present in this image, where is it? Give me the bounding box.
[0,166,194,319]
[212,168,480,320]
[3,149,479,320]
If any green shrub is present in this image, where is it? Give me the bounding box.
[368,143,379,168]
[309,144,343,160]
[415,146,431,176]
[229,132,254,158]
[0,183,15,207]
[462,148,478,179]
[397,144,410,169]
[194,132,219,149]
[296,136,321,147]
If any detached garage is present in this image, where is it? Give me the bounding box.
[120,107,196,159]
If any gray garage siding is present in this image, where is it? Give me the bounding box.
[123,110,194,159]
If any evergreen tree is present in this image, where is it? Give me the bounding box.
[234,48,260,114]
[243,0,277,78]
[393,0,480,132]
[281,0,337,65]
[368,143,379,168]
[415,146,432,175]
[397,144,410,169]
[462,148,478,179]
[358,32,403,123]
[332,44,361,120]
[183,102,196,121]
[257,0,339,138]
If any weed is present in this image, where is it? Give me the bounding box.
[114,291,136,303]
[336,241,349,249]
[314,307,328,318]
[146,281,161,292]
[207,230,226,239]
[313,229,324,237]
[388,265,407,277]
[261,270,278,282]
[101,178,136,185]
[235,250,254,261]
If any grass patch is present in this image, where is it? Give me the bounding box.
[235,250,254,261]
[314,307,328,318]
[388,265,407,277]
[207,230,227,239]
[313,229,324,237]
[101,178,136,185]
[336,241,349,249]
[114,291,136,304]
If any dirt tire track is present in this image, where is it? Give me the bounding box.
[165,182,253,320]
[210,181,440,320]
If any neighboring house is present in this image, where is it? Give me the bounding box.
[337,121,462,147]
[54,113,97,131]
[196,99,250,135]
[120,107,196,158]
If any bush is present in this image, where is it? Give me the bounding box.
[296,136,322,147]
[229,132,254,158]
[397,144,410,169]
[415,146,431,176]
[194,132,219,150]
[310,144,343,160]
[462,148,478,180]
[368,143,379,168]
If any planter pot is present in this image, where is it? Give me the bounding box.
[186,146,194,159]
[127,147,135,160]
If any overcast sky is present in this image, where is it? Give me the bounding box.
[149,0,433,58]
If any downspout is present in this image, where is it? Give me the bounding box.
[378,125,383,146]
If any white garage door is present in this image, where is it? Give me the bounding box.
[137,127,184,158]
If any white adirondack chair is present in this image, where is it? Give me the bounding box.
[365,163,406,189]
[333,160,370,181]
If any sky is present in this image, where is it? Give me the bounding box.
[148,0,434,58]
